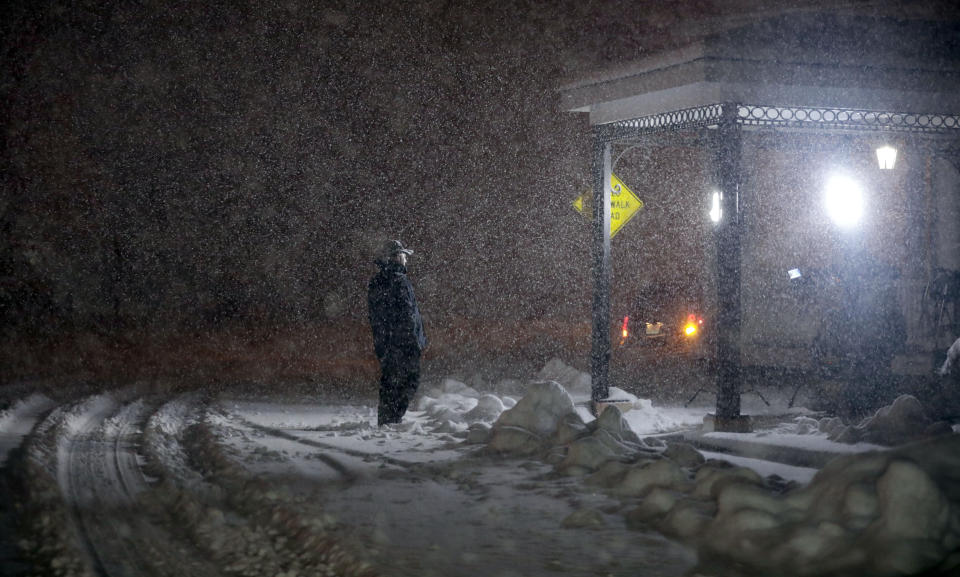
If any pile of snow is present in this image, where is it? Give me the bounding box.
[823,395,954,446]
[938,336,960,378]
[531,359,707,434]
[414,377,516,442]
[535,358,591,397]
[483,381,960,576]
[691,435,960,576]
[484,380,664,469]
[0,393,55,432]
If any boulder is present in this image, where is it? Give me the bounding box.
[615,459,689,497]
[487,381,579,456]
[663,442,705,468]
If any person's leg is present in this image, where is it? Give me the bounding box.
[378,360,402,426]
[394,354,421,421]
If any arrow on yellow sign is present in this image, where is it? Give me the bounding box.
[572,173,644,237]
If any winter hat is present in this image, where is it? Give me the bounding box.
[375,239,414,263]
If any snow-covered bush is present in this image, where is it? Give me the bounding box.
[486,380,582,456]
[826,394,954,446]
[938,336,960,378]
[483,379,960,576]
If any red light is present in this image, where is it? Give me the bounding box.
[621,316,630,339]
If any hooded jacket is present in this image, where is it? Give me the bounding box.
[367,261,427,360]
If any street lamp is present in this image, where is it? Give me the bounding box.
[709,191,722,223]
[876,145,897,170]
[824,174,864,229]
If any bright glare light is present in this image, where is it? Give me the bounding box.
[876,146,897,170]
[709,191,721,223]
[824,174,864,228]
[684,323,697,336]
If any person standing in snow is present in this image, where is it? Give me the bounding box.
[368,240,427,426]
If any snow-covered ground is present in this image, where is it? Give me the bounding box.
[1,358,958,577]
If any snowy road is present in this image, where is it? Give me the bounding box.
[1,387,698,577]
[4,390,379,577]
[56,397,223,577]
[211,401,696,577]
[2,369,959,577]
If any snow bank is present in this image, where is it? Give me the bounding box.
[412,377,512,442]
[938,336,960,378]
[693,435,960,576]
[486,380,582,456]
[483,380,960,576]
[0,393,55,433]
[535,358,591,397]
[824,395,954,446]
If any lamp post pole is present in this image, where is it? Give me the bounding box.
[713,103,747,430]
[591,131,612,404]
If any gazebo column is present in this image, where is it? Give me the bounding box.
[711,103,750,432]
[591,131,612,404]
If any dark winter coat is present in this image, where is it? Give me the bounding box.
[367,262,427,361]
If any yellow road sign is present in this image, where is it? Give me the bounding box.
[572,173,644,237]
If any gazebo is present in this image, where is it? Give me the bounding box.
[560,12,960,430]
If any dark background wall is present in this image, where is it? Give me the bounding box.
[3,0,958,385]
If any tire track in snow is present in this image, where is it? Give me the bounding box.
[58,395,121,577]
[58,394,223,577]
[177,403,378,577]
[215,408,441,477]
[229,417,361,481]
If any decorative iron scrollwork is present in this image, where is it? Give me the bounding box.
[597,104,724,142]
[737,105,960,133]
[597,103,960,141]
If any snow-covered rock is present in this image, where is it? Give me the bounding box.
[938,336,960,378]
[464,422,492,445]
[487,380,580,456]
[591,405,642,448]
[499,381,577,434]
[694,435,960,576]
[614,459,690,498]
[463,394,505,423]
[558,436,622,475]
[818,416,845,438]
[477,373,960,575]
[625,487,681,524]
[437,378,480,399]
[827,395,953,446]
[792,415,820,435]
[662,442,705,469]
[535,358,591,396]
[693,462,764,499]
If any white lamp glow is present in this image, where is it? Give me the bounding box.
[876,145,897,170]
[709,191,722,223]
[824,174,865,228]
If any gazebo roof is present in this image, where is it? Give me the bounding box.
[560,13,960,126]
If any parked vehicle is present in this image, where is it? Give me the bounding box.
[617,285,710,359]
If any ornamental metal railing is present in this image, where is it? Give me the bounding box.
[596,104,724,141]
[597,103,960,143]
[737,105,960,133]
